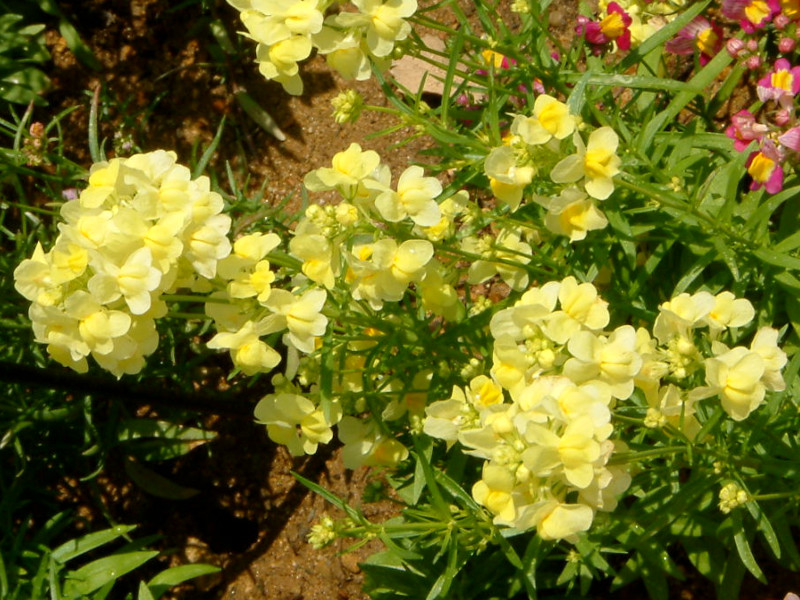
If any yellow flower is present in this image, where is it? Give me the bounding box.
[704,291,755,331]
[255,392,342,456]
[338,416,409,468]
[550,127,621,200]
[351,0,417,57]
[703,347,766,421]
[472,464,518,523]
[533,501,594,541]
[207,318,283,376]
[545,276,609,344]
[255,35,313,95]
[511,95,576,145]
[484,145,534,211]
[265,288,328,354]
[304,143,382,199]
[374,165,442,226]
[564,325,643,400]
[290,233,336,288]
[536,187,608,242]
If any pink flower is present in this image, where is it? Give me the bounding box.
[725,110,768,151]
[579,3,633,51]
[666,17,723,64]
[778,126,800,152]
[722,0,780,32]
[757,58,800,103]
[746,141,784,193]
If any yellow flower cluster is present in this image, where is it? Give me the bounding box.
[14,150,231,376]
[227,0,417,95]
[483,95,621,242]
[296,143,463,318]
[423,278,786,539]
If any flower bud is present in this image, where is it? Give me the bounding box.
[775,109,792,127]
[726,38,745,57]
[778,37,796,53]
[745,55,762,70]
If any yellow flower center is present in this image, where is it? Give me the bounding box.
[538,103,566,135]
[771,70,794,92]
[748,153,775,183]
[744,0,770,24]
[696,28,718,55]
[599,12,625,39]
[584,148,614,179]
[481,49,507,68]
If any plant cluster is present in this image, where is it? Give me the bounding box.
[6,0,800,598]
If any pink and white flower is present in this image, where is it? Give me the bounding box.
[725,110,768,151]
[757,58,800,105]
[665,17,723,65]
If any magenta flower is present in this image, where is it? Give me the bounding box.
[722,0,780,32]
[665,17,723,64]
[746,141,784,193]
[579,3,633,51]
[725,110,769,151]
[757,58,800,104]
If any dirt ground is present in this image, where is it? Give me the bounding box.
[38,0,431,598]
[27,0,799,598]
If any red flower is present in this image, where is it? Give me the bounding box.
[579,3,632,51]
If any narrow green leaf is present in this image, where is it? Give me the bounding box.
[732,515,766,583]
[52,526,137,564]
[673,246,716,294]
[564,72,702,93]
[147,564,220,600]
[57,20,101,71]
[744,500,780,560]
[753,248,800,270]
[137,581,155,600]
[123,458,199,500]
[63,551,159,597]
[234,91,286,141]
[291,471,364,523]
[618,0,711,71]
[88,86,102,163]
[192,116,226,179]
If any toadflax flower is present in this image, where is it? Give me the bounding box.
[255,392,342,456]
[757,58,800,105]
[550,127,622,200]
[578,2,633,51]
[665,17,723,65]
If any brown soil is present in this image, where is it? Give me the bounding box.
[38,1,426,598]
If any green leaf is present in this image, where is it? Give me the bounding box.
[192,116,226,179]
[234,91,286,141]
[147,564,220,600]
[731,514,766,583]
[123,458,199,500]
[753,248,800,271]
[138,581,155,600]
[291,471,365,523]
[63,551,158,597]
[52,526,138,564]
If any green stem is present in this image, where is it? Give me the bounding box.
[617,178,755,248]
[751,490,800,501]
[610,445,687,465]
